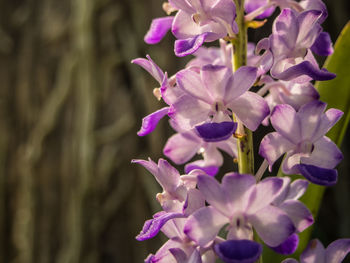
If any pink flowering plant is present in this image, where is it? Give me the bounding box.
[132,0,350,262]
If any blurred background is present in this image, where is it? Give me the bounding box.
[0,0,348,262]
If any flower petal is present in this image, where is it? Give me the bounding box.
[286,179,309,200]
[297,100,327,141]
[272,8,298,52]
[169,0,193,13]
[300,239,326,263]
[296,10,322,48]
[222,173,256,213]
[279,200,314,233]
[137,107,169,136]
[195,121,237,142]
[311,31,334,56]
[169,248,187,263]
[163,132,201,164]
[259,132,295,170]
[214,239,263,263]
[131,55,164,84]
[297,164,338,186]
[169,94,210,130]
[325,239,350,263]
[225,66,258,103]
[148,239,185,263]
[270,233,299,255]
[185,161,219,176]
[249,205,295,247]
[172,10,201,39]
[144,17,174,44]
[270,104,300,145]
[201,65,231,101]
[247,177,284,214]
[175,33,209,57]
[197,175,230,216]
[300,136,343,169]
[132,158,158,176]
[183,188,205,216]
[136,212,185,241]
[184,206,227,247]
[245,0,275,19]
[176,67,213,104]
[312,108,343,141]
[228,91,269,131]
[187,249,202,263]
[271,60,336,81]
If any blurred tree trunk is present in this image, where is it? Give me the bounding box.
[0,0,178,262]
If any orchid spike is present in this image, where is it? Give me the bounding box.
[259,101,343,186]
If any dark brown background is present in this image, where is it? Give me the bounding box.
[0,0,348,262]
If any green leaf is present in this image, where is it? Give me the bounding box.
[317,22,350,146]
[263,21,350,262]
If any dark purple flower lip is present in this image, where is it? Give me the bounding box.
[297,163,338,186]
[270,233,299,255]
[174,33,209,57]
[273,61,336,81]
[214,239,263,263]
[195,121,237,142]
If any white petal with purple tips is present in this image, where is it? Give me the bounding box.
[228,91,269,131]
[325,239,350,263]
[259,132,295,169]
[184,206,227,247]
[279,200,314,232]
[248,205,295,247]
[163,132,201,164]
[270,104,300,144]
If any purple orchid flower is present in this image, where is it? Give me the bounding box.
[143,0,238,57]
[257,76,319,125]
[244,0,328,21]
[132,158,188,206]
[184,173,295,249]
[137,186,213,263]
[258,78,319,114]
[163,124,237,176]
[259,101,343,186]
[269,8,335,82]
[132,55,171,136]
[169,64,269,141]
[268,178,313,254]
[132,55,187,136]
[170,0,238,56]
[282,238,350,263]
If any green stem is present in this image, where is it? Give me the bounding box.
[231,0,254,175]
[232,2,261,263]
[233,0,247,70]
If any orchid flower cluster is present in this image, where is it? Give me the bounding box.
[132,0,350,262]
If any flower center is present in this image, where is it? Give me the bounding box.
[191,12,211,26]
[297,141,314,155]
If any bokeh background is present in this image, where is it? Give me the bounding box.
[0,0,349,262]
